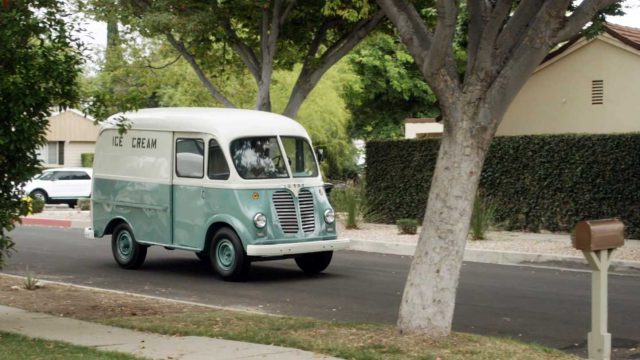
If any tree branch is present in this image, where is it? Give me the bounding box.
[165,33,236,108]
[554,0,621,43]
[465,1,489,75]
[282,10,385,117]
[224,20,261,82]
[279,0,296,26]
[425,0,459,76]
[144,54,181,70]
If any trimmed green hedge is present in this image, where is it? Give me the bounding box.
[365,134,640,238]
[81,153,94,167]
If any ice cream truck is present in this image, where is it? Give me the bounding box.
[87,108,348,281]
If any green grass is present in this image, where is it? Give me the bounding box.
[102,311,576,360]
[0,331,145,360]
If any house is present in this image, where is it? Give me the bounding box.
[404,118,443,138]
[497,23,640,136]
[404,23,640,138]
[38,109,98,167]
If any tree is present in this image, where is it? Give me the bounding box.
[86,0,384,118]
[0,0,83,267]
[376,0,623,336]
[344,32,439,140]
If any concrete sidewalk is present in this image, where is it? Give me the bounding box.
[0,305,339,360]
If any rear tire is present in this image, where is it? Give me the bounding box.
[209,228,250,281]
[295,251,333,274]
[111,223,147,269]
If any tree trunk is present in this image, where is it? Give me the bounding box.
[397,108,493,336]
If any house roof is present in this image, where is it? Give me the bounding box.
[543,23,640,64]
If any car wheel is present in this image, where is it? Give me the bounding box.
[30,190,48,203]
[295,251,333,275]
[67,200,77,209]
[111,223,147,269]
[209,228,250,281]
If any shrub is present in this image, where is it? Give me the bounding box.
[23,268,40,290]
[81,153,94,167]
[470,193,495,240]
[77,198,91,211]
[330,186,361,229]
[30,197,45,214]
[396,219,418,235]
[366,134,640,238]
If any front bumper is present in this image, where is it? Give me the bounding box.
[247,238,349,256]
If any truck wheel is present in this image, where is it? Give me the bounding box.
[111,223,147,269]
[210,228,250,281]
[295,251,333,274]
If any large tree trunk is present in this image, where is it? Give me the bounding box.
[397,107,493,336]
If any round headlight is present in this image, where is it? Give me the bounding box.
[324,209,335,224]
[253,213,267,229]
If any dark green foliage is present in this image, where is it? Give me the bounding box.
[81,153,95,168]
[366,134,640,238]
[396,219,418,235]
[344,33,439,140]
[30,197,45,214]
[0,0,82,267]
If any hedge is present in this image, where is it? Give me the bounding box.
[365,134,640,238]
[81,153,94,167]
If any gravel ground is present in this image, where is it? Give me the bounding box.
[337,221,640,262]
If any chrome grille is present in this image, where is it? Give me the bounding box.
[273,191,299,234]
[299,189,315,233]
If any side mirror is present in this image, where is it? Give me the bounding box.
[315,148,325,162]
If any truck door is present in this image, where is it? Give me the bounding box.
[172,133,208,249]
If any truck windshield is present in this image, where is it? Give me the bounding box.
[230,137,289,179]
[281,137,318,178]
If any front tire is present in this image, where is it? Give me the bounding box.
[210,228,250,281]
[295,251,333,274]
[30,190,48,204]
[111,223,147,269]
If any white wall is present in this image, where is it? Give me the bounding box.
[405,122,444,139]
[65,142,96,167]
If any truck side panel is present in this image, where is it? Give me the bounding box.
[92,129,173,245]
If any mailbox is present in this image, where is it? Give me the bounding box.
[573,218,624,251]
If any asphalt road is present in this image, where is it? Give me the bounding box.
[3,226,640,357]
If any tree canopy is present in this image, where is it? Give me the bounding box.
[0,0,83,267]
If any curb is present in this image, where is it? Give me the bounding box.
[348,239,640,274]
[19,217,91,229]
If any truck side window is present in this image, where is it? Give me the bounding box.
[176,138,204,178]
[208,139,230,180]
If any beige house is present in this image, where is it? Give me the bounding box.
[39,109,98,168]
[497,23,640,136]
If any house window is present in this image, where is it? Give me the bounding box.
[37,141,64,165]
[592,80,604,105]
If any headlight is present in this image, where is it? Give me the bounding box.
[253,213,267,228]
[324,209,335,224]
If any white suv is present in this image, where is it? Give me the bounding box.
[23,167,92,208]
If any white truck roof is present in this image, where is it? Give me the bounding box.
[101,108,310,140]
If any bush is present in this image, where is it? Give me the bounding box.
[30,197,45,214]
[396,219,418,235]
[330,186,361,229]
[81,153,94,167]
[470,193,495,240]
[77,198,91,211]
[366,134,640,238]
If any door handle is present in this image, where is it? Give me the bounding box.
[201,189,205,199]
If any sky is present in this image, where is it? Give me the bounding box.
[78,1,640,49]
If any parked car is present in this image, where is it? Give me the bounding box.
[23,167,92,208]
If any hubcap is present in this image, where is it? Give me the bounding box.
[117,231,133,260]
[216,239,235,270]
[33,192,44,201]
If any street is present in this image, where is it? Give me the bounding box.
[3,226,639,357]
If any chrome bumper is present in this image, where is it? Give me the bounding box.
[247,238,349,257]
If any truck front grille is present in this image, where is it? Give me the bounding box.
[299,189,315,233]
[272,190,299,234]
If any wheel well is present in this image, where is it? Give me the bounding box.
[30,189,47,196]
[204,222,235,252]
[103,218,127,236]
